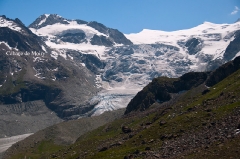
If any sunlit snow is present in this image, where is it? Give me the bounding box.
[0,17,23,33]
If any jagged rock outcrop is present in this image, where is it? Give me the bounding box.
[223,30,240,61]
[59,32,86,44]
[66,50,106,74]
[206,56,240,87]
[90,35,114,47]
[125,72,208,114]
[87,21,133,45]
[29,14,72,29]
[185,38,203,55]
[0,82,60,105]
[0,24,47,53]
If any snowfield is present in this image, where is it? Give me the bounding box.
[0,16,23,33]
[125,21,240,60]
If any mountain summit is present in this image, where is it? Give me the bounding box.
[29,14,132,47]
[29,14,73,29]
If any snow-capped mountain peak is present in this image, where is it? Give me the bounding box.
[0,15,23,33]
[29,14,132,60]
[125,21,240,61]
[29,14,73,29]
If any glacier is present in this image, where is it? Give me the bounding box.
[21,15,240,116]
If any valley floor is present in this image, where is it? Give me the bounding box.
[0,133,32,158]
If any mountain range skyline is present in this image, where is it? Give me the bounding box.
[1,13,240,117]
[0,0,239,33]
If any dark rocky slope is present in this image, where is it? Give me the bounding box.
[0,16,49,53]
[125,72,208,114]
[206,56,240,87]
[223,30,240,61]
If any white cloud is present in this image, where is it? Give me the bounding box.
[231,6,239,15]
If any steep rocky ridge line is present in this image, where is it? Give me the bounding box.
[125,72,208,114]
[206,56,240,87]
[223,30,240,61]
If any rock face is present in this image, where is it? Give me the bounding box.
[29,14,72,29]
[87,21,132,45]
[0,51,99,119]
[0,82,61,105]
[0,17,47,53]
[108,28,132,45]
[125,72,208,114]
[59,32,86,44]
[185,38,203,55]
[223,30,240,61]
[90,35,114,47]
[206,56,240,87]
[66,50,106,74]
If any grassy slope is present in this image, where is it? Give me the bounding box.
[5,69,240,159]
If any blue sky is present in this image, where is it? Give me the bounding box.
[0,0,239,33]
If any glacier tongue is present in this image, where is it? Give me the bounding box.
[90,88,138,116]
